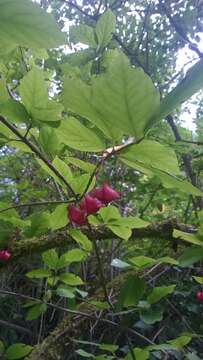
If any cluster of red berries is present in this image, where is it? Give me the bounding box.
[0,250,12,261]
[68,182,120,225]
[197,291,203,302]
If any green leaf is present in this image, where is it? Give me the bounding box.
[193,276,203,285]
[19,68,63,122]
[6,343,33,359]
[0,0,65,50]
[75,349,95,358]
[128,256,156,269]
[26,269,51,279]
[173,229,203,246]
[119,140,181,176]
[156,59,203,123]
[70,24,97,48]
[42,249,59,269]
[125,348,150,360]
[66,157,95,173]
[111,216,149,228]
[98,344,118,353]
[0,99,29,124]
[99,205,121,222]
[49,204,69,231]
[58,249,86,268]
[140,308,163,325]
[0,340,5,356]
[147,285,176,304]
[56,286,75,298]
[178,247,203,267]
[89,301,110,310]
[107,224,132,240]
[95,10,116,49]
[70,229,92,252]
[59,272,83,286]
[62,50,160,140]
[39,126,61,155]
[117,275,146,309]
[26,303,47,321]
[56,117,105,152]
[168,335,192,349]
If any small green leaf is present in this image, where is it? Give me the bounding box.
[26,269,51,279]
[59,272,83,286]
[75,349,95,358]
[147,285,176,304]
[95,10,116,49]
[117,275,146,309]
[99,205,121,222]
[48,204,69,231]
[26,303,47,321]
[42,249,59,269]
[98,344,118,353]
[58,249,86,268]
[129,256,156,269]
[56,117,105,152]
[140,308,163,325]
[70,229,92,252]
[168,335,192,349]
[70,24,97,48]
[6,343,33,359]
[125,348,150,360]
[173,229,203,246]
[178,247,203,267]
[0,99,29,124]
[108,224,132,240]
[193,276,203,285]
[56,286,75,298]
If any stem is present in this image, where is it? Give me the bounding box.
[0,116,77,198]
[0,200,74,214]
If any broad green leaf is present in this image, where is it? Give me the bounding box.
[111,216,149,228]
[140,308,163,325]
[6,343,33,359]
[155,59,203,123]
[125,348,150,360]
[99,205,121,222]
[58,249,86,268]
[70,229,92,252]
[173,229,203,246]
[42,249,59,269]
[62,50,160,140]
[108,224,132,240]
[95,10,116,49]
[49,204,69,231]
[39,126,61,156]
[0,0,65,50]
[23,211,50,238]
[59,272,83,286]
[26,303,47,321]
[147,285,176,304]
[129,256,156,268]
[0,99,29,124]
[52,156,72,184]
[99,344,118,353]
[56,117,105,152]
[119,140,181,175]
[117,275,146,309]
[19,68,63,122]
[168,335,191,349]
[89,301,110,310]
[70,173,96,195]
[178,247,203,267]
[193,276,203,284]
[56,286,75,298]
[70,24,97,48]
[66,157,95,173]
[26,268,51,279]
[75,349,94,358]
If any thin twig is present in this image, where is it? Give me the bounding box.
[0,200,73,214]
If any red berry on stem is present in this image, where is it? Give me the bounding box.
[0,250,12,261]
[80,194,104,215]
[68,205,87,225]
[197,291,203,302]
[91,182,120,204]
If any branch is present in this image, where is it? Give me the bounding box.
[0,200,72,214]
[5,219,196,261]
[0,116,77,198]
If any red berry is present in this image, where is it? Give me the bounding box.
[68,205,87,225]
[90,183,120,204]
[80,194,104,215]
[0,250,12,261]
[197,291,203,302]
